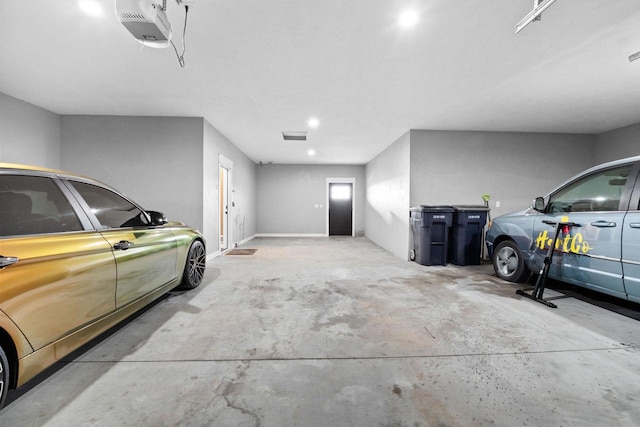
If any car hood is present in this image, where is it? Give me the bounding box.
[486,206,538,244]
[493,207,534,220]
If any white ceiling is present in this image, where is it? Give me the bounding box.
[2,1,640,164]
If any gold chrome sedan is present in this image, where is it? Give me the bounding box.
[0,163,206,408]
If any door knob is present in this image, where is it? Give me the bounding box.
[0,256,19,269]
[114,240,132,250]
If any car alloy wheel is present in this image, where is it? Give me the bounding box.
[180,240,206,290]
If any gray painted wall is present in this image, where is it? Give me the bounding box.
[0,93,60,168]
[409,130,596,218]
[3,89,639,262]
[365,132,411,259]
[594,123,640,163]
[60,116,204,233]
[203,120,257,251]
[256,164,366,235]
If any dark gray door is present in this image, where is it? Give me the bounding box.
[329,183,353,236]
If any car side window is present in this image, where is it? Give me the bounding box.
[547,165,632,213]
[71,181,149,229]
[0,175,83,237]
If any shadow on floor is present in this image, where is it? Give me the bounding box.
[515,273,640,322]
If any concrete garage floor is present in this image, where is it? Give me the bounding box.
[2,237,640,426]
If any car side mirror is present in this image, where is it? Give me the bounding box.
[533,197,545,212]
[148,211,168,226]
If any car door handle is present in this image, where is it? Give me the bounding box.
[542,220,580,227]
[0,256,19,269]
[114,240,132,250]
[591,221,616,228]
[630,223,640,229]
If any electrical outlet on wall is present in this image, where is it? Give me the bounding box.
[496,201,501,208]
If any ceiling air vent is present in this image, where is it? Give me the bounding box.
[282,131,307,141]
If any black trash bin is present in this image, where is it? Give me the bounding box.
[409,206,454,266]
[449,206,490,265]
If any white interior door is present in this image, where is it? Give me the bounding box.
[219,154,234,252]
[219,165,229,251]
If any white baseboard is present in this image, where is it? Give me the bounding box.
[206,250,220,262]
[237,234,256,245]
[206,234,336,261]
[254,233,327,238]
[205,235,257,262]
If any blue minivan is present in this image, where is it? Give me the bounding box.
[485,155,640,304]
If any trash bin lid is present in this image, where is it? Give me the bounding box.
[452,205,491,212]
[410,205,455,213]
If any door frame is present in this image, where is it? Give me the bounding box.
[326,177,356,237]
[219,154,233,252]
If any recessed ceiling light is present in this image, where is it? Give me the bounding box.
[398,10,419,28]
[78,0,103,16]
[307,149,316,156]
[308,118,319,128]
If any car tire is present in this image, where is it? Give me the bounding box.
[0,345,10,410]
[492,240,530,283]
[178,240,206,290]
